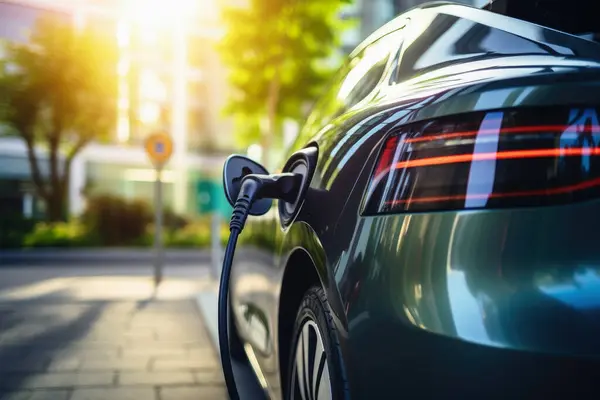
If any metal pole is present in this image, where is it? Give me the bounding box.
[172,14,188,215]
[154,167,164,288]
[211,211,222,281]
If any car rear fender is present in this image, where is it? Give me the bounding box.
[276,220,349,396]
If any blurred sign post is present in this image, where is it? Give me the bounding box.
[197,179,232,280]
[145,132,173,289]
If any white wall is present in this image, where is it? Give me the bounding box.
[0,137,227,216]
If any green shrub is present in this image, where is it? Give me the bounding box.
[131,225,154,247]
[0,216,40,248]
[235,218,281,251]
[24,221,89,247]
[82,195,152,246]
[166,221,212,248]
[219,223,230,246]
[163,208,190,231]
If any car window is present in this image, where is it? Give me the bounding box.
[343,30,405,109]
[339,43,389,110]
[293,30,403,153]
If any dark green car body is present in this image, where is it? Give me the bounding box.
[231,2,600,398]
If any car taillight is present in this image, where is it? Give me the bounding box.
[363,106,600,215]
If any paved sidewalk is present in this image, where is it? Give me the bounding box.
[0,249,211,267]
[0,271,227,400]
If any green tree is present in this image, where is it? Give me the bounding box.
[0,16,118,221]
[219,0,352,162]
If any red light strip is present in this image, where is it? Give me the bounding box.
[392,147,600,170]
[385,177,600,206]
[373,135,399,178]
[405,124,600,143]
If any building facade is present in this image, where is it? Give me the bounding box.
[0,0,231,218]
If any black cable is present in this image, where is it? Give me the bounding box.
[218,172,302,400]
[219,184,255,400]
[219,227,241,400]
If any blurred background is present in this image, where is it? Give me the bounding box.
[0,0,484,250]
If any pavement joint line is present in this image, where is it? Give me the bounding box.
[14,381,213,390]
[0,276,225,397]
[157,383,225,389]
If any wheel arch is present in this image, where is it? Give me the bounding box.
[277,247,323,396]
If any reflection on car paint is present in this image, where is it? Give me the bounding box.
[230,3,600,398]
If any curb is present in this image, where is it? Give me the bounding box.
[195,288,220,357]
[194,285,268,400]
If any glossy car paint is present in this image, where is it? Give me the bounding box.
[230,2,600,398]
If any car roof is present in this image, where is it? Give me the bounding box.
[349,1,468,58]
[484,0,599,37]
[349,0,600,59]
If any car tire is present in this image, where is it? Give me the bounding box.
[286,286,349,400]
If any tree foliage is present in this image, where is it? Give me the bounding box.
[0,16,118,221]
[219,0,353,157]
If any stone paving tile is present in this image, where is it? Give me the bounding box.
[120,348,188,359]
[31,343,122,352]
[153,334,208,343]
[0,325,49,344]
[160,386,227,400]
[152,357,218,371]
[120,342,195,351]
[80,357,150,371]
[46,357,82,372]
[0,373,113,390]
[186,342,215,350]
[188,348,218,360]
[88,331,155,341]
[48,349,120,361]
[118,372,195,386]
[0,389,71,400]
[0,358,49,373]
[193,371,225,385]
[152,322,207,331]
[0,294,225,395]
[70,388,156,400]
[125,340,207,348]
[0,346,29,358]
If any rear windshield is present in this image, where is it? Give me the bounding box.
[484,0,599,38]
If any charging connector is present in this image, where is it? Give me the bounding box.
[219,172,303,400]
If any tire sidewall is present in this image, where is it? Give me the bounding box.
[286,286,349,400]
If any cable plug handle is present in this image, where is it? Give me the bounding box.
[229,172,302,231]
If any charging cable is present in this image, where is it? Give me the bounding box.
[219,172,302,400]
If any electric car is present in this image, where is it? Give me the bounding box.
[226,1,600,398]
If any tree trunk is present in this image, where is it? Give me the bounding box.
[46,190,65,222]
[23,131,87,222]
[47,167,67,223]
[45,133,66,222]
[23,134,49,202]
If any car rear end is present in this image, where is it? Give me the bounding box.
[343,100,600,399]
[338,5,600,398]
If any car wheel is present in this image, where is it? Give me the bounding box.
[286,286,349,400]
